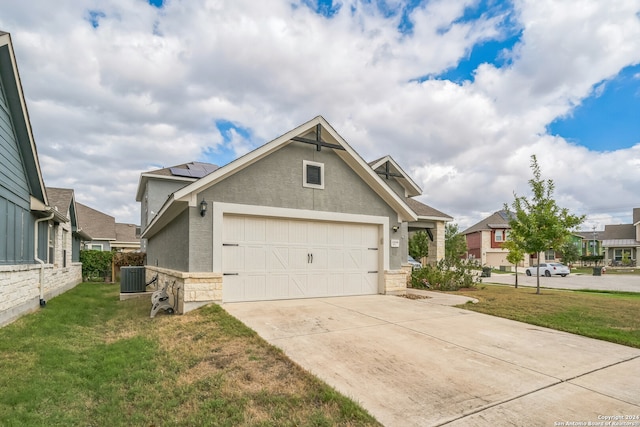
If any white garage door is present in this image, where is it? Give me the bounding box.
[222,215,380,302]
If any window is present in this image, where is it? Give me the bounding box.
[545,249,555,261]
[495,230,504,242]
[614,249,632,262]
[303,160,324,189]
[90,244,103,251]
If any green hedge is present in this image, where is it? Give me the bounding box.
[79,250,113,281]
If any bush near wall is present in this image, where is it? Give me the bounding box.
[79,250,113,281]
[411,259,481,291]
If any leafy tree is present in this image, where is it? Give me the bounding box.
[408,231,429,265]
[558,238,580,267]
[503,239,525,288]
[445,223,467,261]
[504,155,585,294]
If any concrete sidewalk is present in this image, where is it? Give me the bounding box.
[224,295,640,426]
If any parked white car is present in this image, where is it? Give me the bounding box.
[525,263,570,277]
[408,256,422,270]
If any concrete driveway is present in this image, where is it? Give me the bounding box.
[224,293,640,426]
[485,272,640,292]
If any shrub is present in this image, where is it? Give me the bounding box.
[79,250,113,281]
[411,259,481,291]
[113,252,146,267]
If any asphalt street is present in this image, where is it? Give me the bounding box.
[484,271,640,292]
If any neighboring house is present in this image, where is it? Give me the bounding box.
[0,32,82,326]
[46,187,92,264]
[460,210,528,268]
[575,230,602,257]
[75,202,141,252]
[600,208,640,266]
[76,202,116,251]
[139,116,451,312]
[136,161,218,251]
[114,223,141,252]
[369,156,452,265]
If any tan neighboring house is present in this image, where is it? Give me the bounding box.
[76,202,141,252]
[461,210,532,268]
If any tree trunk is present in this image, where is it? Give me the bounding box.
[514,265,518,288]
[536,252,541,294]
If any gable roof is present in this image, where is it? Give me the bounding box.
[143,116,418,238]
[46,187,73,220]
[76,202,116,241]
[601,224,635,240]
[369,155,422,197]
[634,208,640,226]
[461,210,512,235]
[0,31,47,207]
[405,198,453,221]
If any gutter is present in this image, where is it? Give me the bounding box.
[34,212,54,307]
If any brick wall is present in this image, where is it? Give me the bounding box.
[145,266,223,314]
[384,269,407,295]
[0,263,82,327]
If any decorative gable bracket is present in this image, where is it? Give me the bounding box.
[291,124,345,151]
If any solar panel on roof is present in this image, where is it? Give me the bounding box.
[169,167,195,178]
[169,163,219,178]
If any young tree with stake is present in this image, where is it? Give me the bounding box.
[504,155,584,294]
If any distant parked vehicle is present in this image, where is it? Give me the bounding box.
[525,263,570,277]
[408,256,422,270]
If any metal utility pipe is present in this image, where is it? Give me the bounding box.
[34,212,54,307]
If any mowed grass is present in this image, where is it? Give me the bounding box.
[454,285,640,348]
[0,283,380,427]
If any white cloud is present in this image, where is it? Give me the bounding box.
[1,0,639,230]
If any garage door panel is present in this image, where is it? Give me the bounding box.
[223,216,245,242]
[266,219,289,243]
[244,274,267,300]
[364,273,378,293]
[327,248,344,270]
[328,273,344,294]
[345,249,363,270]
[289,221,307,244]
[244,245,267,272]
[308,274,329,297]
[289,274,308,298]
[309,247,328,270]
[222,216,380,302]
[222,245,243,271]
[267,246,290,271]
[268,274,290,299]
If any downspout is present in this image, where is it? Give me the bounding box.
[35,212,54,307]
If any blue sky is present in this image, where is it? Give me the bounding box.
[547,64,640,151]
[3,0,639,227]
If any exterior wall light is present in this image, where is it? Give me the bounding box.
[199,199,208,217]
[392,225,399,232]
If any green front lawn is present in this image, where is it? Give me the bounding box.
[453,285,640,348]
[0,283,380,426]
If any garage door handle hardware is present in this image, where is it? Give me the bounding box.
[368,248,378,250]
[307,253,314,263]
[223,243,239,246]
[223,273,239,276]
[368,271,378,274]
